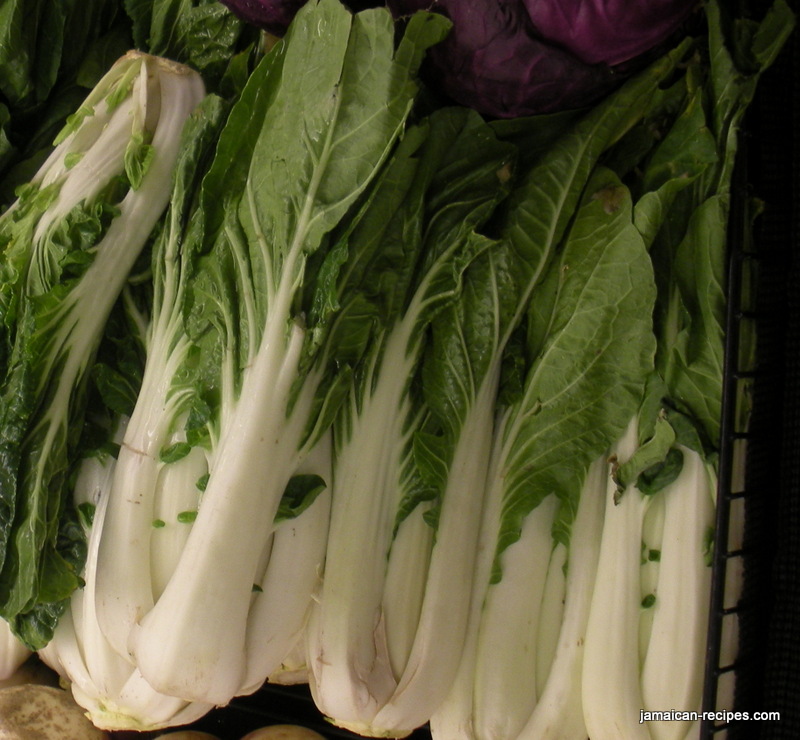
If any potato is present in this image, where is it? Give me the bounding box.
[152,733,221,740]
[239,726,327,740]
[0,684,108,739]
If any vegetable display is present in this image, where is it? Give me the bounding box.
[0,0,794,738]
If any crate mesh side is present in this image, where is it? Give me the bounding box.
[752,5,800,737]
[700,3,799,737]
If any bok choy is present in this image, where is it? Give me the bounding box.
[583,8,795,739]
[431,4,794,739]
[305,106,515,737]
[90,0,449,710]
[308,34,689,739]
[0,51,205,649]
[36,90,226,732]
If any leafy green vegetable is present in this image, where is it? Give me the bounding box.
[91,0,450,709]
[125,0,260,91]
[307,106,515,736]
[580,6,794,739]
[440,166,657,740]
[0,52,205,648]
[432,6,792,733]
[308,36,690,739]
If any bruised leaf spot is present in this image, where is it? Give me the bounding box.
[592,183,626,214]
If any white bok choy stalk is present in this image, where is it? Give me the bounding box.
[38,420,214,732]
[580,414,661,740]
[430,165,658,740]
[94,0,449,708]
[240,430,333,693]
[515,455,607,740]
[305,106,516,737]
[640,446,715,740]
[590,7,795,736]
[0,51,205,649]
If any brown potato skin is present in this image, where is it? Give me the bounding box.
[0,684,109,739]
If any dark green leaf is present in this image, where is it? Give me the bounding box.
[274,474,327,524]
[160,442,192,464]
[636,446,685,496]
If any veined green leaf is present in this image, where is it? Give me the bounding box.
[493,169,657,580]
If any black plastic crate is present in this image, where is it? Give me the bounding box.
[700,8,798,737]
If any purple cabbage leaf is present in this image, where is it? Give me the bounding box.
[387,0,622,117]
[523,0,697,66]
[218,0,307,35]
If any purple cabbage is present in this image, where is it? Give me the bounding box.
[523,0,697,66]
[219,0,308,35]
[387,0,622,117]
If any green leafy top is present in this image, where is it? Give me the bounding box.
[492,169,657,580]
